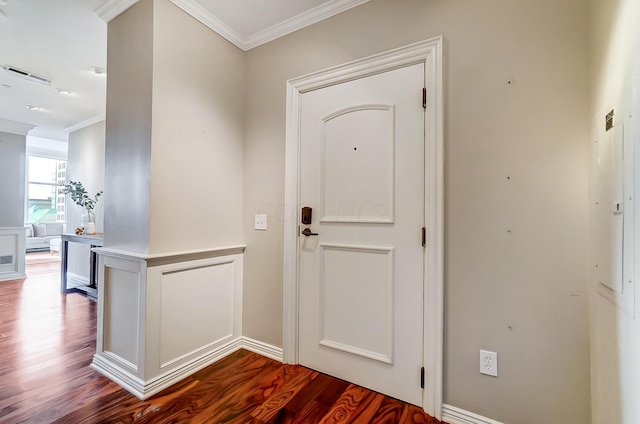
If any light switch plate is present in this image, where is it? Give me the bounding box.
[255,214,267,230]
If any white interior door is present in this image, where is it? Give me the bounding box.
[298,63,426,406]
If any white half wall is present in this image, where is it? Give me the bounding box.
[92,246,245,399]
[0,227,26,282]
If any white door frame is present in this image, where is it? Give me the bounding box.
[283,36,444,419]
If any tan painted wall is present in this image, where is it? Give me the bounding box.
[148,0,244,253]
[243,0,591,422]
[104,0,154,253]
[67,121,105,278]
[588,0,640,422]
[105,0,244,254]
[0,131,26,227]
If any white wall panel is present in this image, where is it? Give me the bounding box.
[0,228,26,282]
[103,262,142,369]
[93,247,244,400]
[159,261,236,367]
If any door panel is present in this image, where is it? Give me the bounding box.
[298,63,426,406]
[319,244,394,364]
[321,105,395,223]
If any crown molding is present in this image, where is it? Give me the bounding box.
[0,118,35,136]
[65,114,106,133]
[95,0,139,22]
[169,0,246,49]
[171,0,370,51]
[96,0,370,50]
[244,0,370,50]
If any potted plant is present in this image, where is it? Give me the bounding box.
[61,180,103,234]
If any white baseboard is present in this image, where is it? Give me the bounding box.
[67,272,89,288]
[93,336,283,400]
[240,336,284,362]
[442,404,504,424]
[0,271,27,282]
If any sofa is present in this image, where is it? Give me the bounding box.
[25,222,65,252]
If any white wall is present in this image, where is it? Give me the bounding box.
[243,0,591,422]
[588,0,640,422]
[0,131,26,227]
[0,131,27,281]
[66,121,106,280]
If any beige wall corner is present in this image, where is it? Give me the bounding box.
[243,0,591,422]
[148,0,245,254]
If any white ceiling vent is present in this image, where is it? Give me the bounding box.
[3,66,51,87]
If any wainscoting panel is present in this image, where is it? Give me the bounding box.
[156,259,237,368]
[0,227,26,282]
[93,246,245,400]
[103,263,142,370]
[442,404,504,424]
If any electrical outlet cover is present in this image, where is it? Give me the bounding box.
[480,350,498,377]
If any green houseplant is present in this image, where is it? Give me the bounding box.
[61,180,103,234]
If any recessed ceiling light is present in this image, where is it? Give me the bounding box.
[90,67,106,76]
[25,105,40,111]
[0,1,9,6]
[56,88,71,95]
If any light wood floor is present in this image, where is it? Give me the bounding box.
[0,253,443,423]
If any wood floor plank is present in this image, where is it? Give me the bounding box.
[188,360,304,424]
[249,366,319,422]
[138,354,283,424]
[318,384,386,424]
[368,396,411,424]
[0,254,446,424]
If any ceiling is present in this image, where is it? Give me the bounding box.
[0,0,368,141]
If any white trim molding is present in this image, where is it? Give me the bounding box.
[96,0,370,51]
[240,337,284,362]
[93,335,283,399]
[0,118,35,136]
[95,0,139,22]
[283,37,444,419]
[67,272,90,289]
[169,0,245,48]
[442,404,505,424]
[243,0,370,50]
[65,114,106,134]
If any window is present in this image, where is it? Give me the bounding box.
[27,156,66,223]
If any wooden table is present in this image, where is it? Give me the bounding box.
[60,233,104,300]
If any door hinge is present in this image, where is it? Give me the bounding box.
[421,227,426,247]
[422,88,427,109]
[420,367,425,389]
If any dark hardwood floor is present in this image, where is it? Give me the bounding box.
[0,253,443,423]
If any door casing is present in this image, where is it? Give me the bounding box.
[283,37,444,419]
